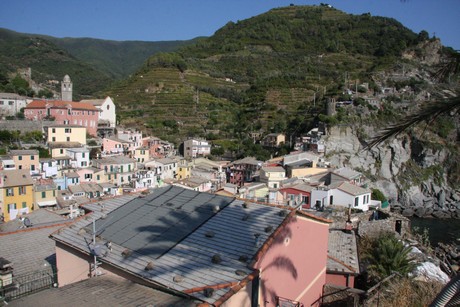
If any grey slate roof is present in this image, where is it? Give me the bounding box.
[327,230,360,275]
[337,182,370,196]
[90,186,235,259]
[8,275,196,307]
[52,186,290,305]
[333,167,362,180]
[0,223,70,276]
[0,209,66,233]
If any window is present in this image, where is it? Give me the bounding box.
[66,137,70,142]
[52,128,56,133]
[82,153,85,158]
[31,155,35,160]
[22,202,27,208]
[31,165,35,171]
[18,155,22,161]
[19,186,26,195]
[107,105,110,110]
[96,175,100,180]
[42,191,46,198]
[354,197,359,207]
[65,128,72,133]
[60,149,64,154]
[84,174,92,179]
[52,137,56,142]
[8,101,14,106]
[18,165,22,170]
[6,188,14,196]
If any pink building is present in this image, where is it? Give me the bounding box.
[24,100,100,136]
[51,186,331,306]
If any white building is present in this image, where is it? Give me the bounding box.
[310,182,371,211]
[0,93,30,117]
[66,148,90,169]
[80,96,116,128]
[259,166,287,189]
[39,158,58,178]
[183,139,211,159]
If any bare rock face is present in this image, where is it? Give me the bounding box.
[324,124,457,218]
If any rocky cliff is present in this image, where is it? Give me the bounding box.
[325,125,460,218]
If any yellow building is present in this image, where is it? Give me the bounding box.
[46,125,87,144]
[133,148,150,163]
[177,159,192,180]
[33,179,57,210]
[9,149,39,174]
[0,169,34,222]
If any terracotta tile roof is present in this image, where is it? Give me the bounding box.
[26,100,99,111]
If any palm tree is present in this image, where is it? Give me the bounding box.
[366,49,460,149]
[365,233,415,280]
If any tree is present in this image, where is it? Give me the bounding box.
[365,233,415,281]
[366,50,460,148]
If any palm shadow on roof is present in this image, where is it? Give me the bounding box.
[85,185,296,304]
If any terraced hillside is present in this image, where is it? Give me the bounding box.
[107,5,430,149]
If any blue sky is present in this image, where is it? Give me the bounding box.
[0,0,459,50]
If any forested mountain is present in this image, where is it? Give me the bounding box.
[0,28,195,99]
[106,5,446,154]
[47,36,198,79]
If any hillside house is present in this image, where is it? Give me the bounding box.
[283,151,326,178]
[0,169,34,222]
[260,166,287,189]
[0,155,15,171]
[51,186,331,306]
[102,137,130,156]
[9,150,39,175]
[39,158,58,178]
[76,167,106,184]
[80,96,116,128]
[145,158,177,183]
[92,156,136,187]
[33,179,57,209]
[183,138,211,159]
[279,182,313,209]
[226,156,262,187]
[262,133,285,148]
[143,136,174,158]
[24,100,99,136]
[117,128,143,153]
[310,182,371,211]
[173,176,213,192]
[0,92,29,117]
[237,182,269,202]
[44,125,87,145]
[331,167,366,187]
[66,147,90,169]
[53,171,80,190]
[133,147,149,163]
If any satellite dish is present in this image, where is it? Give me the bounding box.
[23,217,32,227]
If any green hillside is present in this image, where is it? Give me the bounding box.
[48,36,198,79]
[107,5,426,152]
[0,28,112,98]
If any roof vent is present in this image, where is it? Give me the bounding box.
[204,288,214,298]
[242,214,250,221]
[278,210,288,217]
[78,228,86,236]
[205,231,215,238]
[145,262,154,271]
[239,255,248,262]
[173,275,184,283]
[235,269,246,276]
[212,205,220,213]
[211,254,222,264]
[242,203,248,209]
[122,249,132,258]
[265,226,273,233]
[254,233,261,247]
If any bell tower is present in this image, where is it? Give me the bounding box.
[61,74,73,101]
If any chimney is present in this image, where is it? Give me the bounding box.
[345,204,353,233]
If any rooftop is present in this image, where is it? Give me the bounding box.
[9,149,39,156]
[52,186,293,305]
[0,169,34,187]
[7,275,195,307]
[337,182,370,196]
[327,229,360,275]
[333,167,362,180]
[26,100,99,111]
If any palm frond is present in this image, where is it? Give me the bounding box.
[365,95,460,149]
[433,50,460,82]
